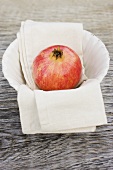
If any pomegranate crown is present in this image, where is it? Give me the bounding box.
[52,46,63,60]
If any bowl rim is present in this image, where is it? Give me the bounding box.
[2,30,110,91]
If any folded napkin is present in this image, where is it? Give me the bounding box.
[17,20,107,134]
[17,20,87,90]
[18,79,107,134]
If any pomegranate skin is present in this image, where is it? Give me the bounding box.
[33,45,82,91]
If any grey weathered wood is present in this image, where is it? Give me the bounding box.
[0,0,113,169]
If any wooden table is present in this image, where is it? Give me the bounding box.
[0,0,113,169]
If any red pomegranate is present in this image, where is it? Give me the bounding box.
[33,45,82,91]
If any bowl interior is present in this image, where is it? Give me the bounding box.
[83,30,109,82]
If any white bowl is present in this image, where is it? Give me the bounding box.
[2,30,110,91]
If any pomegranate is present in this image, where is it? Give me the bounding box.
[33,45,82,91]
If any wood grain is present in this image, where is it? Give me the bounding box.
[0,0,113,169]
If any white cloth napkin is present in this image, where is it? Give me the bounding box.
[17,20,87,90]
[17,20,107,134]
[18,79,107,134]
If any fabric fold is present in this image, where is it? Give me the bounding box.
[17,84,41,134]
[34,79,107,132]
[17,84,97,134]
